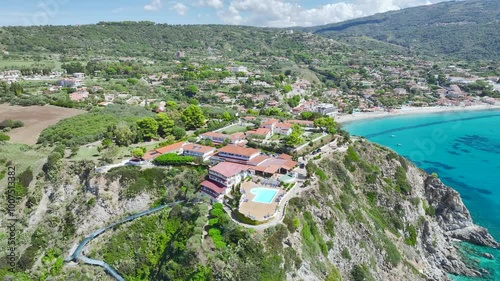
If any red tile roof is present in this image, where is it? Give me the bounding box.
[155,142,185,154]
[210,162,249,178]
[201,180,226,195]
[142,150,162,161]
[248,155,270,166]
[218,145,260,158]
[261,119,279,127]
[275,122,292,129]
[278,153,293,160]
[230,132,246,140]
[247,128,271,136]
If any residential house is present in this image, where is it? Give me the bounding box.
[208,162,250,188]
[69,90,89,102]
[274,123,293,136]
[201,132,227,144]
[260,119,279,131]
[217,145,260,162]
[141,142,186,162]
[314,104,337,116]
[57,79,82,88]
[246,128,273,140]
[230,66,248,74]
[221,77,239,85]
[182,144,215,161]
[201,132,245,145]
[200,180,227,203]
[73,73,85,79]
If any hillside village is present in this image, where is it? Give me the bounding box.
[0,19,500,281]
[1,51,499,116]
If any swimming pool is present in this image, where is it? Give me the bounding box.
[251,188,279,204]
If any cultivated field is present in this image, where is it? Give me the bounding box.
[0,104,85,145]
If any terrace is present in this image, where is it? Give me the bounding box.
[238,181,286,222]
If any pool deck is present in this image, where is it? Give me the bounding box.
[239,181,286,221]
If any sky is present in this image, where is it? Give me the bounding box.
[0,0,451,27]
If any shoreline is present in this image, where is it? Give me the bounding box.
[336,104,500,124]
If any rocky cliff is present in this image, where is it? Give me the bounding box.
[281,139,498,281]
[2,140,498,281]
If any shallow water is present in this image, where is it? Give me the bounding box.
[343,110,500,280]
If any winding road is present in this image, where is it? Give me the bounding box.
[65,200,185,281]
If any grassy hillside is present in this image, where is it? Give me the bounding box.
[302,0,500,60]
[0,22,334,59]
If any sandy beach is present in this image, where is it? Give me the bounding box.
[336,104,500,124]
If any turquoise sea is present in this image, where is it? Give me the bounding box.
[343,109,500,281]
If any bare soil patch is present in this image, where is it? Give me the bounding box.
[0,104,85,145]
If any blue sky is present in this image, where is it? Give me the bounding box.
[0,0,450,27]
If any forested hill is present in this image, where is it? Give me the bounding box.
[0,22,339,59]
[301,0,500,61]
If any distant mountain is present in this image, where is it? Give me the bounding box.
[301,0,500,60]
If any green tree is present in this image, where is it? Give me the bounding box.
[102,145,120,164]
[314,117,337,134]
[132,148,145,158]
[127,78,139,85]
[300,112,313,120]
[172,126,186,140]
[182,105,206,129]
[222,112,232,121]
[136,117,159,140]
[283,84,293,93]
[156,113,174,137]
[285,124,304,147]
[185,85,199,97]
[113,122,137,146]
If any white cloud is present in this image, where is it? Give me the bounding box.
[217,0,451,27]
[144,0,162,11]
[171,3,189,15]
[198,0,224,9]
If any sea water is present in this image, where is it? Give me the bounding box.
[343,110,500,280]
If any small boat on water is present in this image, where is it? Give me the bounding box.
[397,143,402,146]
[391,135,396,138]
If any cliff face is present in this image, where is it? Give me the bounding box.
[7,140,498,281]
[281,140,498,281]
[424,177,499,249]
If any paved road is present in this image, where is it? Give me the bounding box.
[65,201,185,281]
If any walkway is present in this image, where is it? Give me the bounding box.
[95,159,131,174]
[65,200,186,281]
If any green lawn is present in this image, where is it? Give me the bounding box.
[0,143,50,182]
[219,125,249,134]
[306,133,323,141]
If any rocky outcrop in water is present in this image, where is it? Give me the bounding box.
[424,177,499,249]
